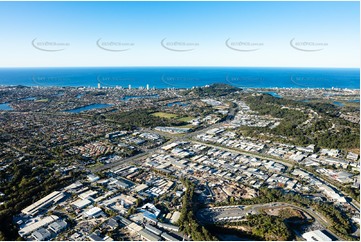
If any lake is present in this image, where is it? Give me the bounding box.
[121,94,159,101]
[16,96,37,101]
[65,103,113,113]
[333,101,345,107]
[0,103,13,110]
[167,101,188,107]
[263,91,282,98]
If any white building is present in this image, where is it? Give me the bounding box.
[19,215,59,237]
[72,199,92,209]
[138,229,161,241]
[84,207,103,218]
[87,174,100,182]
[21,191,64,216]
[48,220,67,234]
[302,230,333,241]
[170,211,181,224]
[31,228,51,241]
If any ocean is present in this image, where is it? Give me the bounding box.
[0,67,359,89]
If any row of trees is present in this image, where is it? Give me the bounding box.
[177,178,216,241]
[340,185,360,202]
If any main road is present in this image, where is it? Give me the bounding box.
[90,120,226,173]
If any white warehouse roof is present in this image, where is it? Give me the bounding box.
[84,207,103,217]
[19,215,59,236]
[302,230,333,241]
[72,199,92,209]
[21,191,64,216]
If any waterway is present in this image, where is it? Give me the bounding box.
[121,94,159,101]
[66,103,113,113]
[167,101,188,107]
[0,103,13,110]
[333,101,345,107]
[263,91,282,98]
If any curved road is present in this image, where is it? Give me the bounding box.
[198,202,340,240]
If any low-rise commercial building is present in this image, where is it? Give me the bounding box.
[139,229,161,241]
[84,207,103,218]
[21,191,64,216]
[31,228,51,241]
[302,230,333,241]
[19,215,59,237]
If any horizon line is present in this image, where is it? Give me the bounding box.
[0,66,359,69]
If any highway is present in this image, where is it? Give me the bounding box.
[90,120,226,173]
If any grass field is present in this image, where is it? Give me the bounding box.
[152,112,196,123]
[152,112,179,119]
[344,102,360,108]
[87,161,104,169]
[35,98,49,103]
[177,124,195,128]
[178,116,195,122]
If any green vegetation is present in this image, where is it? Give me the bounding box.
[247,95,307,121]
[313,127,359,150]
[151,112,179,119]
[125,206,136,218]
[104,109,186,129]
[214,188,357,241]
[241,94,360,150]
[340,186,360,202]
[151,112,195,125]
[177,116,195,122]
[178,178,216,241]
[222,214,293,241]
[177,124,195,129]
[0,161,78,240]
[183,83,240,97]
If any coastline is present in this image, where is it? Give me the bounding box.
[0,67,359,89]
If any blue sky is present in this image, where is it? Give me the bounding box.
[0,1,359,67]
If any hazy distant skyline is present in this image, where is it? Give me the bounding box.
[0,1,359,68]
